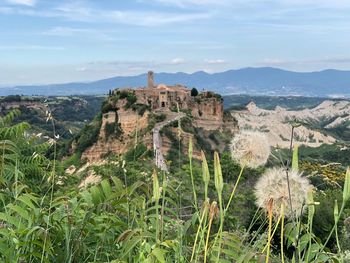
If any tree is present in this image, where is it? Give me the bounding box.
[191,87,199,97]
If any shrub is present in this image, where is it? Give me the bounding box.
[131,103,150,116]
[155,113,166,122]
[75,113,102,152]
[191,87,199,97]
[124,143,150,161]
[104,122,122,139]
[101,100,114,113]
[124,93,137,109]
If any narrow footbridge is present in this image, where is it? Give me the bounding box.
[152,112,185,172]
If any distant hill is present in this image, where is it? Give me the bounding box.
[2,67,350,97]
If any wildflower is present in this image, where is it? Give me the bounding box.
[230,130,270,168]
[254,167,312,218]
[209,201,219,219]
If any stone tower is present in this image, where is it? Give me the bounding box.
[148,71,154,88]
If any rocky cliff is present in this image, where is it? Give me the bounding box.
[80,89,237,163]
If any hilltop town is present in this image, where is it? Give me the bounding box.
[80,71,237,166]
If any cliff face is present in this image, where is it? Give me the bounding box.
[81,94,152,162]
[189,94,225,130]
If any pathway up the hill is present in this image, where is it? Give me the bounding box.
[152,112,186,172]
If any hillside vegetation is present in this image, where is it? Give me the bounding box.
[0,104,349,262]
[0,95,104,139]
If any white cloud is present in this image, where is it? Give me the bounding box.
[76,67,87,72]
[0,45,64,50]
[279,0,350,8]
[170,58,185,64]
[6,0,36,6]
[149,0,231,8]
[105,10,212,26]
[205,59,226,64]
[42,27,91,36]
[3,1,213,26]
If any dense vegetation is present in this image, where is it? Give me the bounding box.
[1,94,349,262]
[0,95,104,139]
[0,106,349,262]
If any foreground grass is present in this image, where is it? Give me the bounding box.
[0,110,349,262]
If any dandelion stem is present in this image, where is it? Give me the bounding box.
[160,172,167,242]
[189,148,198,210]
[266,199,273,263]
[195,208,209,263]
[286,126,295,215]
[204,215,214,263]
[215,198,224,263]
[262,213,282,253]
[225,164,245,212]
[319,203,345,255]
[191,202,209,262]
[281,203,285,263]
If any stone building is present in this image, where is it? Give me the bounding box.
[133,71,191,110]
[82,71,236,162]
[115,71,224,126]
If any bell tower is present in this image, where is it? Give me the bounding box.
[147,71,154,88]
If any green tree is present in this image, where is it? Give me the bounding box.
[191,87,199,97]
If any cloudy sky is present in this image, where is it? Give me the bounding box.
[0,0,350,85]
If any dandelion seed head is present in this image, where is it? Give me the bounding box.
[230,130,270,168]
[254,167,312,218]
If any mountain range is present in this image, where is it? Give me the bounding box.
[2,67,350,97]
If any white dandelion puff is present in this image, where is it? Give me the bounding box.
[254,167,312,218]
[230,130,270,168]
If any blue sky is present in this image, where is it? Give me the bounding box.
[0,0,350,85]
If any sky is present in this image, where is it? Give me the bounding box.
[0,0,350,86]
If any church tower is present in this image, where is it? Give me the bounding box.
[147,71,154,88]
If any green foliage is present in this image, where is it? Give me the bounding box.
[124,143,150,162]
[327,120,350,141]
[154,113,166,122]
[191,87,199,97]
[62,152,82,169]
[101,100,115,113]
[104,122,122,139]
[0,108,349,262]
[299,144,350,166]
[1,94,22,102]
[124,92,137,109]
[131,103,150,116]
[75,113,102,152]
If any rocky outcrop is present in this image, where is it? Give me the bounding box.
[81,81,236,163]
[230,100,350,148]
[81,108,151,162]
